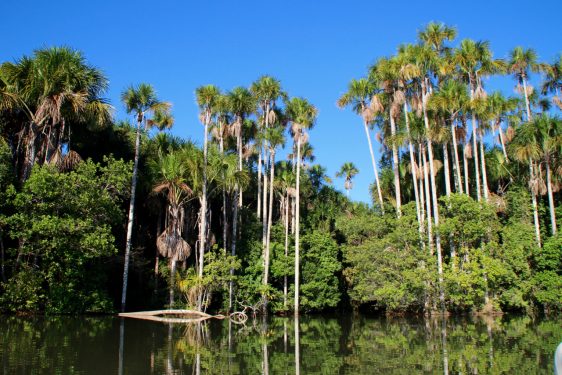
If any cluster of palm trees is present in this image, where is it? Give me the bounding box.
[119,77,318,313]
[339,23,561,307]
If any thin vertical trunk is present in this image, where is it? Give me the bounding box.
[522,77,532,121]
[423,81,444,310]
[262,154,268,249]
[479,127,489,201]
[422,144,434,254]
[545,161,557,235]
[257,149,262,219]
[294,315,300,375]
[443,142,451,198]
[169,259,176,307]
[264,150,276,308]
[530,162,541,247]
[118,319,125,375]
[470,86,482,201]
[390,115,401,217]
[463,145,470,196]
[450,122,463,194]
[229,190,239,311]
[198,114,209,279]
[405,103,423,243]
[294,134,302,314]
[121,116,142,312]
[284,193,289,310]
[418,144,425,229]
[237,129,243,207]
[363,120,385,214]
[498,124,509,161]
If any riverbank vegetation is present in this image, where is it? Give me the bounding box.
[0,24,560,315]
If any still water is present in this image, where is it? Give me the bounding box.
[0,314,560,374]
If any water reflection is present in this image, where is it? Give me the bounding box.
[0,314,559,374]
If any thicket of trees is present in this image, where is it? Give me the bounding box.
[0,23,560,315]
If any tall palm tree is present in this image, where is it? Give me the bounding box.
[337,78,385,213]
[151,151,192,306]
[512,114,560,236]
[286,97,317,314]
[429,80,469,193]
[0,47,111,181]
[195,85,220,280]
[541,54,562,109]
[251,76,285,222]
[508,47,544,246]
[121,83,172,312]
[336,162,359,197]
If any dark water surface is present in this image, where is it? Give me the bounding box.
[1,314,560,374]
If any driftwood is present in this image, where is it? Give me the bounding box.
[118,309,247,324]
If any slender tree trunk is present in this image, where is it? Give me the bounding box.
[264,150,276,309]
[498,124,509,162]
[463,145,470,196]
[294,315,300,375]
[390,115,401,217]
[422,82,445,310]
[284,193,289,310]
[257,148,262,219]
[294,134,302,314]
[545,161,557,235]
[262,153,268,249]
[405,103,423,243]
[522,77,532,121]
[470,86,482,201]
[363,121,385,214]
[169,259,176,307]
[443,142,451,198]
[479,128,489,201]
[229,190,239,311]
[450,122,463,194]
[418,144,426,229]
[121,116,142,312]
[529,162,541,247]
[237,129,243,207]
[422,144,434,255]
[198,113,209,279]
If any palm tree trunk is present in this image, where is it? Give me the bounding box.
[284,193,289,310]
[169,259,176,307]
[294,134,302,314]
[198,114,209,279]
[121,116,142,312]
[405,103,423,242]
[363,121,385,214]
[470,86,482,201]
[264,150,276,308]
[479,128,489,201]
[237,131,243,207]
[463,145,470,196]
[422,82,444,310]
[498,125,509,162]
[443,142,451,198]
[229,189,239,311]
[390,115,401,217]
[422,144,433,254]
[522,77,532,121]
[450,122,463,193]
[418,144,426,229]
[529,162,542,247]
[262,154,268,250]
[545,160,557,235]
[257,148,262,219]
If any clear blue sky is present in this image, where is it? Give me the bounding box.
[2,0,561,203]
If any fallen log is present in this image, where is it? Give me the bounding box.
[118,309,244,324]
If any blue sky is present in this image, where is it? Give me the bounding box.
[2,0,561,203]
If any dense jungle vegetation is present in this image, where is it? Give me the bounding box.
[0,23,560,315]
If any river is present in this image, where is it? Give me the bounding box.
[1,314,559,374]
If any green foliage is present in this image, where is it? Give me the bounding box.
[0,157,131,313]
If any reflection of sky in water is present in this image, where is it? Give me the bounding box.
[0,315,559,374]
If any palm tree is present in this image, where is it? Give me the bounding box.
[337,78,385,213]
[286,97,317,314]
[0,47,111,181]
[542,54,562,109]
[429,80,469,193]
[251,76,285,222]
[195,85,220,280]
[508,47,544,245]
[418,22,457,55]
[151,151,192,306]
[121,83,172,311]
[512,114,560,236]
[336,162,359,197]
